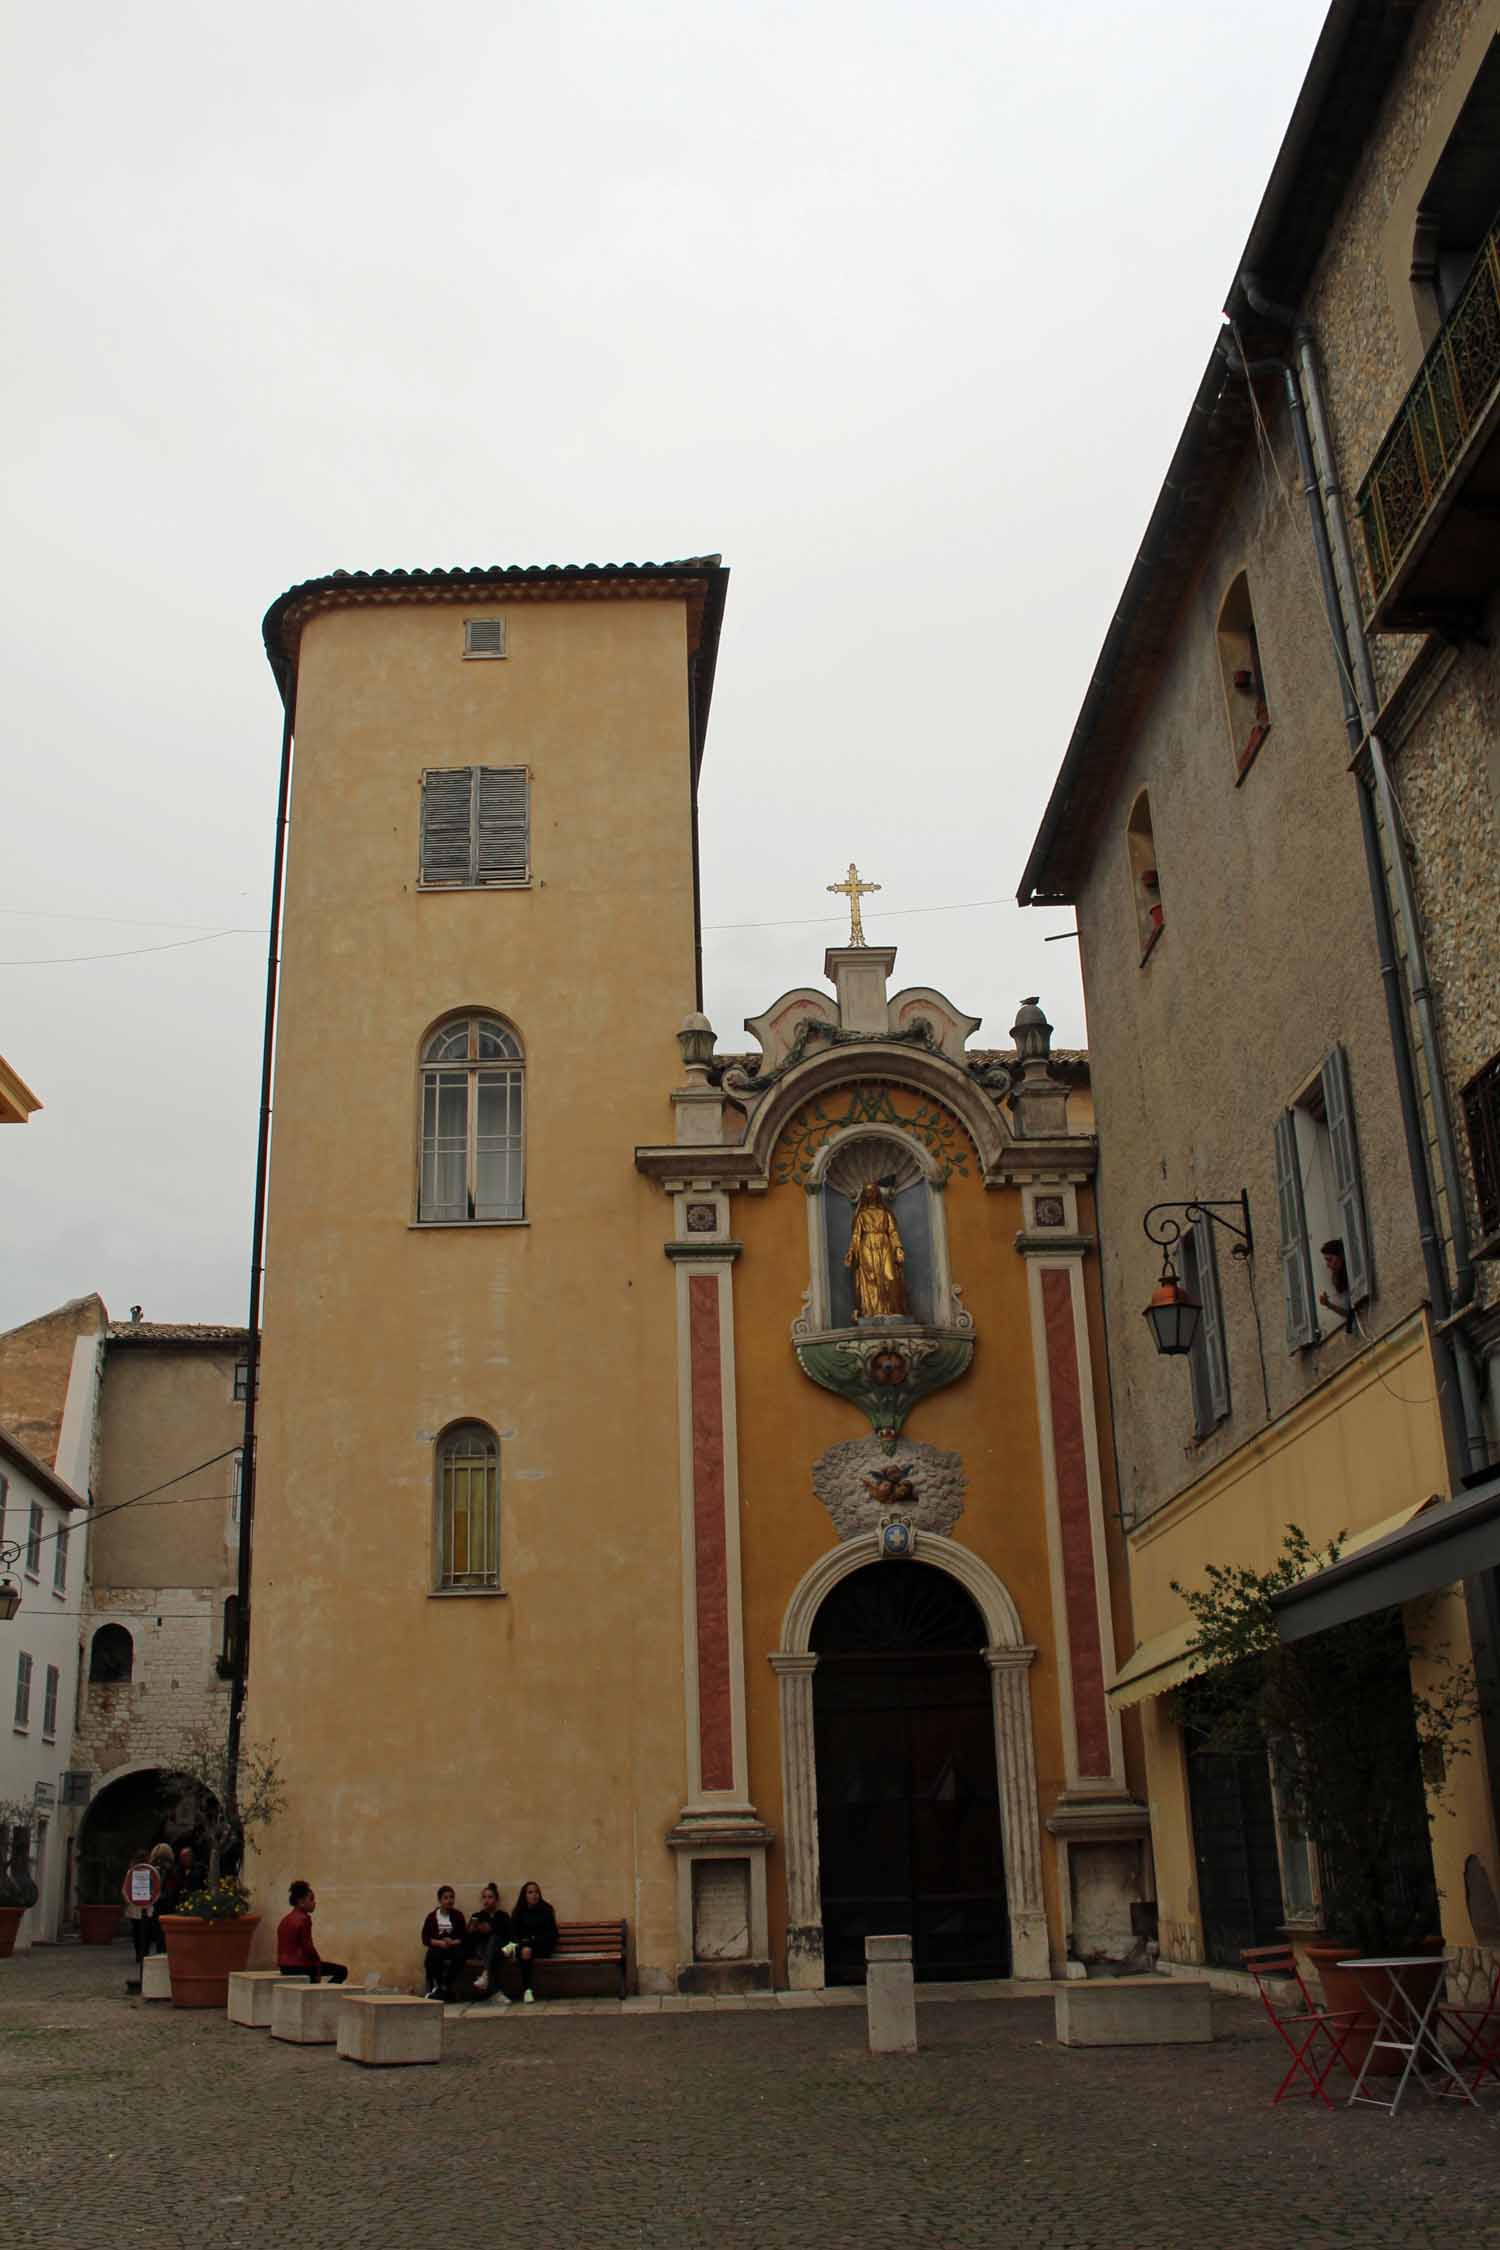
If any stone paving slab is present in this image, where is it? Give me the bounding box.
[5,1940,1500,2249]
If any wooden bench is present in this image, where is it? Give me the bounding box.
[456,1920,629,2001]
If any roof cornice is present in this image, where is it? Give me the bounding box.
[260,557,730,769]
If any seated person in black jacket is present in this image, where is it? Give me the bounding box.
[467,1884,512,2002]
[500,1879,558,2005]
[420,1886,467,1999]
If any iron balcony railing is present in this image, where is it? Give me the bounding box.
[1357,216,1500,609]
[1463,1052,1500,1242]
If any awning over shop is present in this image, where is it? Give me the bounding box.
[1107,1497,1446,1709]
[1108,1618,1209,1711]
[1271,1474,1500,1644]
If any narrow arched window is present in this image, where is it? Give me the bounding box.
[1125,789,1163,958]
[418,1016,524,1223]
[1217,571,1271,777]
[89,1623,134,1684]
[436,1423,501,1591]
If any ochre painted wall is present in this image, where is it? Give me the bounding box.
[246,595,699,1990]
[94,1347,243,1588]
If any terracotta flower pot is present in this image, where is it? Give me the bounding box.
[0,1905,23,1959]
[1305,1941,1444,2078]
[78,1903,124,1946]
[158,1914,260,2009]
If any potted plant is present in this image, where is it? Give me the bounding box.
[157,1729,282,2009]
[1173,1528,1477,2070]
[0,1804,38,1958]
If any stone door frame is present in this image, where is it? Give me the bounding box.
[770,1530,1050,1988]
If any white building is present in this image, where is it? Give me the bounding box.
[1,1424,86,1948]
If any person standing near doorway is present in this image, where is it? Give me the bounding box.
[120,1849,161,1991]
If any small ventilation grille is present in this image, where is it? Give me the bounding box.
[463,618,507,659]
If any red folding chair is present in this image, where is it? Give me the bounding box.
[1437,1959,1500,2097]
[1242,1945,1361,2109]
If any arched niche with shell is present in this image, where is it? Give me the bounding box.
[793,1121,971,1340]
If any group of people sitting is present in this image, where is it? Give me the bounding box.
[272,1877,557,2005]
[422,1880,558,2004]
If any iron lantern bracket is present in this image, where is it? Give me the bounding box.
[1142,1191,1253,1260]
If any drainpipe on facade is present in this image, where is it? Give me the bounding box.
[225,679,296,1815]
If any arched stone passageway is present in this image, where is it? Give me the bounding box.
[77,1768,209,1908]
[771,1532,1050,1989]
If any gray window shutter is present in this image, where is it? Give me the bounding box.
[1192,1213,1230,1425]
[1274,1111,1317,1349]
[420,768,476,885]
[1321,1044,1371,1306]
[475,767,530,884]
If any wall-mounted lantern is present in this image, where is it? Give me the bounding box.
[0,1541,21,1624]
[1141,1191,1254,1360]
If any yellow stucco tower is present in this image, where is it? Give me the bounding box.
[247,560,1141,1994]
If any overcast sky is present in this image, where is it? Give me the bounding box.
[1,1,1322,1334]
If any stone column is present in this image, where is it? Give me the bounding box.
[770,1650,823,1989]
[985,1645,1051,1981]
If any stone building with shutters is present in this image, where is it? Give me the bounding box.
[1020,0,1500,1999]
[0,1296,247,1918]
[243,558,1145,1993]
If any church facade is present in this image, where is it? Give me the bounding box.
[245,560,1142,1991]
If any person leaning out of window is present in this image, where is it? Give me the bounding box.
[276,1880,349,1984]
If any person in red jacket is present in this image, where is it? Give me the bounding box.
[276,1880,348,1984]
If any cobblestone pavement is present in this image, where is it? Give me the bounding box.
[5,1943,1500,2250]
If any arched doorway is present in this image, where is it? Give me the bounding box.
[811,1559,1009,1984]
[76,1768,206,1910]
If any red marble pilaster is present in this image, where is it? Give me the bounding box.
[688,1273,734,1791]
[1042,1268,1111,1778]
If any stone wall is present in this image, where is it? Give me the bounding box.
[73,1588,229,1789]
[0,1296,106,1466]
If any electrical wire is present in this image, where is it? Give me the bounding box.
[7,1450,242,1555]
[0,931,261,966]
[704,893,1015,933]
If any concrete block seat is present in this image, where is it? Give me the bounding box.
[271,1979,345,2045]
[338,1994,444,2067]
[1055,1975,1213,2047]
[457,1919,630,2001]
[227,1970,290,2028]
[141,1954,173,2003]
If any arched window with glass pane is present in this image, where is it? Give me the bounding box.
[436,1423,501,1591]
[418,1016,524,1223]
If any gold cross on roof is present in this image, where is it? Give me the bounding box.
[827,862,881,947]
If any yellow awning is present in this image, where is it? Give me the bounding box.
[1107,1497,1442,1712]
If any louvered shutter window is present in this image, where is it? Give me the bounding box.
[420,767,530,886]
[475,767,530,884]
[463,618,507,658]
[14,1651,32,1729]
[1320,1045,1372,1307]
[1274,1111,1318,1350]
[420,768,476,885]
[1191,1213,1231,1426]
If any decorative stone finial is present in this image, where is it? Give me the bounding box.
[1009,995,1068,1140]
[1010,996,1053,1064]
[677,1012,716,1079]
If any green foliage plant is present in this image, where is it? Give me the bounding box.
[164,1729,284,1918]
[1171,1526,1478,1954]
[0,1801,39,1911]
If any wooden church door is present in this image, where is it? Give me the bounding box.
[811,1562,1010,1985]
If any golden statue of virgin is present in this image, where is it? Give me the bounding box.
[845,1182,907,1319]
